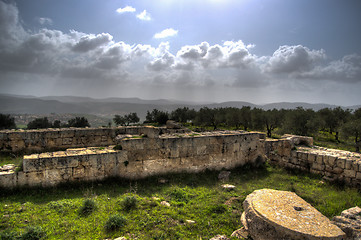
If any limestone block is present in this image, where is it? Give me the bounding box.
[196,145,207,155]
[343,170,356,178]
[56,156,79,169]
[336,158,346,169]
[345,159,353,170]
[62,137,73,145]
[316,155,323,165]
[356,172,361,180]
[22,171,45,187]
[44,169,63,186]
[72,167,85,179]
[308,153,317,163]
[331,167,344,175]
[0,172,16,188]
[312,163,325,171]
[242,189,345,240]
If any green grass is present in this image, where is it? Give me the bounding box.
[1,164,361,239]
[313,131,355,152]
[0,154,23,167]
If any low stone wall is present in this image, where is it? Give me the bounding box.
[266,136,361,186]
[0,126,190,153]
[0,131,265,188]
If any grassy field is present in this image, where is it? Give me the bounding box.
[1,163,361,239]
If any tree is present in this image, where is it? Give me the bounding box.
[67,117,90,128]
[114,113,140,126]
[194,107,224,130]
[27,117,52,129]
[342,108,361,152]
[239,107,252,131]
[0,114,16,130]
[282,107,319,136]
[263,109,285,138]
[170,107,196,123]
[145,109,169,125]
[53,120,62,128]
[318,107,351,142]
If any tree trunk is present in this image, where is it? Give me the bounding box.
[267,128,272,138]
[335,131,340,143]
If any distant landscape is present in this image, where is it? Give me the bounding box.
[2,94,360,126]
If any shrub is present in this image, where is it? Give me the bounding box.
[208,204,227,214]
[0,230,18,240]
[79,199,96,215]
[105,214,127,231]
[20,226,46,240]
[121,196,137,211]
[113,145,122,151]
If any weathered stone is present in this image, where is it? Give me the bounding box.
[231,227,249,239]
[218,171,231,181]
[209,235,229,240]
[166,120,182,129]
[242,189,345,240]
[160,201,170,207]
[222,184,235,190]
[185,220,195,224]
[332,206,361,240]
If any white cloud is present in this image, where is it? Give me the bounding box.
[72,33,113,52]
[0,1,360,104]
[38,17,53,25]
[154,28,178,39]
[136,10,152,21]
[116,6,136,14]
[264,45,326,74]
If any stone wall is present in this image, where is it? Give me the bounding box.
[0,126,190,153]
[266,136,361,186]
[0,131,265,188]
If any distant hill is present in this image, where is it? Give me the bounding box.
[0,94,359,120]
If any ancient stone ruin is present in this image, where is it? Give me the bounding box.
[1,126,361,239]
[242,189,346,240]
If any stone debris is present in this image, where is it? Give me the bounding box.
[332,206,361,240]
[222,184,235,190]
[209,235,229,240]
[185,220,195,224]
[242,189,346,240]
[158,178,168,184]
[0,164,16,172]
[218,171,231,181]
[231,227,249,239]
[160,201,170,207]
[166,120,183,129]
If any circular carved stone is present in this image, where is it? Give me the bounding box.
[242,189,346,240]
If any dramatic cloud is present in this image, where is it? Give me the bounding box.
[264,45,326,74]
[154,28,178,39]
[72,33,113,52]
[116,6,136,14]
[0,1,360,105]
[38,17,53,25]
[136,10,151,21]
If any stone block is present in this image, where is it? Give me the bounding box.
[312,163,325,171]
[343,170,356,178]
[308,153,317,163]
[336,158,346,169]
[0,172,16,188]
[356,172,361,180]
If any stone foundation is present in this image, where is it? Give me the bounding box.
[0,131,265,188]
[0,126,190,153]
[266,135,361,186]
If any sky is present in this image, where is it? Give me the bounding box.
[0,0,361,106]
